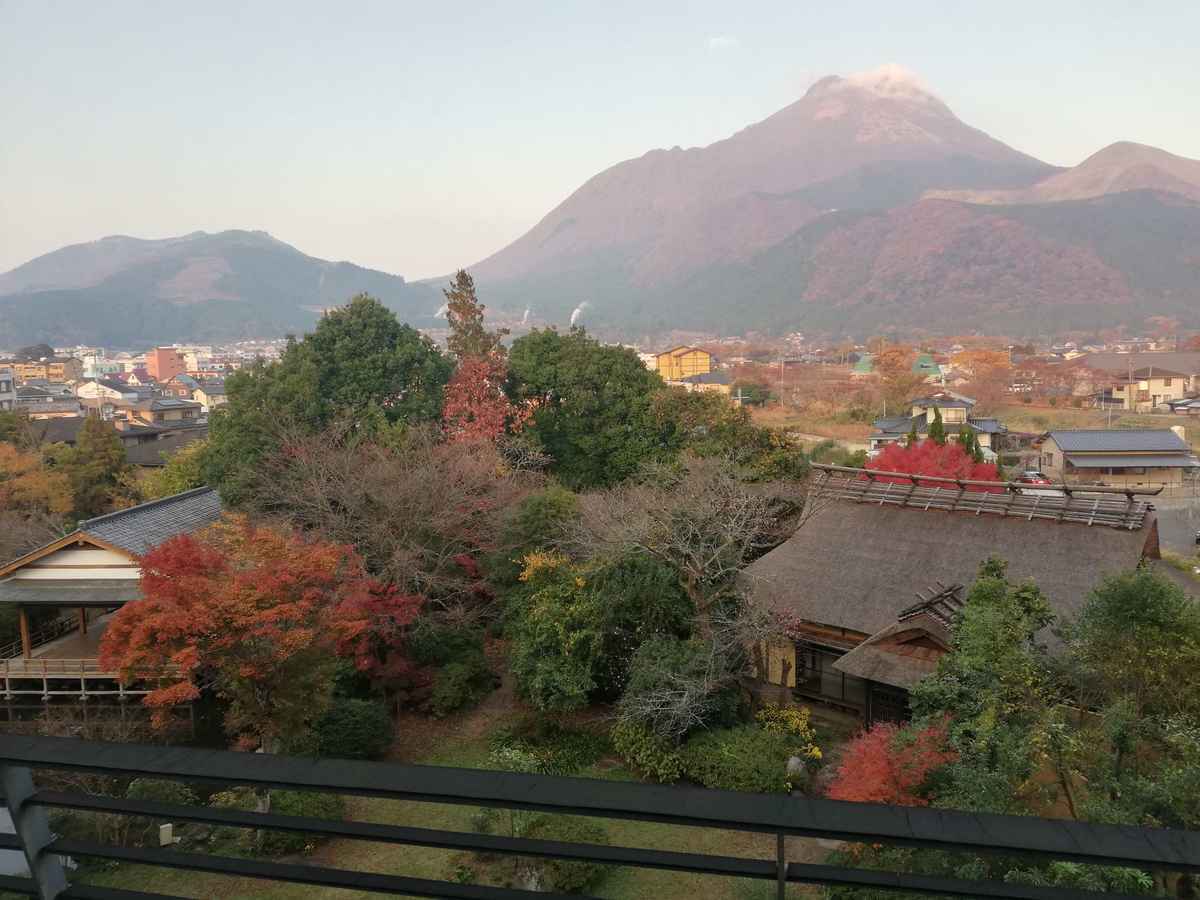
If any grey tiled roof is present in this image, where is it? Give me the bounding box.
[1051,429,1190,453]
[79,487,222,555]
[1064,454,1199,469]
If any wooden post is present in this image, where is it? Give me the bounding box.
[78,606,88,635]
[18,608,31,659]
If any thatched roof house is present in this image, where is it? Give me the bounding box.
[742,466,1161,722]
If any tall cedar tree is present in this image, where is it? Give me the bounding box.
[45,416,132,519]
[927,406,946,444]
[99,517,422,750]
[444,269,508,359]
[870,438,1000,488]
[442,354,530,443]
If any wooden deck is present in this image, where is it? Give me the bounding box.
[1,614,175,699]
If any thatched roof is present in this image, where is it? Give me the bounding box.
[832,615,951,689]
[742,496,1157,644]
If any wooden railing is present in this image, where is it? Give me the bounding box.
[0,657,179,699]
[0,614,79,661]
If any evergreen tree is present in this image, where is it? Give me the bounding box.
[928,406,946,444]
[906,419,919,447]
[443,269,508,359]
[46,416,131,519]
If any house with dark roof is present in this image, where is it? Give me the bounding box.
[742,466,1162,723]
[0,488,221,695]
[869,391,1007,460]
[1039,429,1199,487]
[679,370,733,396]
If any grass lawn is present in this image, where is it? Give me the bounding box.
[82,685,838,899]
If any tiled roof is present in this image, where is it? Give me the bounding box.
[681,371,732,385]
[1050,429,1190,453]
[79,487,222,555]
[1064,454,1199,469]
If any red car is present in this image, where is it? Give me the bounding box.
[1017,471,1053,485]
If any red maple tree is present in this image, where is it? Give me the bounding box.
[869,438,1001,489]
[441,354,531,442]
[99,516,422,750]
[826,719,956,806]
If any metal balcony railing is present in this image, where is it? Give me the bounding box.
[0,734,1197,899]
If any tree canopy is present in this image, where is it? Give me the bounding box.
[204,295,452,502]
[443,269,507,359]
[506,328,678,489]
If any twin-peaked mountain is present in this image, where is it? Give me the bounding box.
[470,68,1200,336]
[4,67,1200,344]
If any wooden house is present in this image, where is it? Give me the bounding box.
[0,487,221,699]
[742,466,1165,724]
[654,346,713,383]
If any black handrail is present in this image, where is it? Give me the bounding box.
[0,734,1196,900]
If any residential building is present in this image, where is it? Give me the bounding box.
[1073,351,1200,399]
[123,397,203,427]
[654,346,713,382]
[0,366,14,411]
[742,466,1165,723]
[1038,429,1199,487]
[192,380,228,412]
[162,373,200,400]
[2,357,83,383]
[678,370,733,396]
[75,378,143,403]
[1109,367,1194,412]
[146,347,186,382]
[869,391,1006,459]
[16,386,82,419]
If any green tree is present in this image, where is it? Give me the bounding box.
[204,295,452,502]
[138,439,209,500]
[927,406,946,445]
[506,329,679,489]
[906,420,919,447]
[46,417,132,519]
[910,557,1054,814]
[443,269,508,359]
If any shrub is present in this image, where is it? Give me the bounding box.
[408,618,487,667]
[489,718,610,776]
[680,726,800,793]
[314,698,393,759]
[618,637,734,740]
[431,656,497,717]
[121,779,200,846]
[521,816,611,892]
[610,721,683,783]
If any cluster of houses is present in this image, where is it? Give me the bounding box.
[0,347,231,470]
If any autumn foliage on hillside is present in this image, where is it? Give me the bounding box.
[869,438,1001,489]
[826,719,956,806]
[99,517,422,749]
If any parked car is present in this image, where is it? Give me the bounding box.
[1017,471,1053,485]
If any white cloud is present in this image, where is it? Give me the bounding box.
[706,35,740,51]
[843,64,937,101]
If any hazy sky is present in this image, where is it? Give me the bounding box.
[3,1,1198,279]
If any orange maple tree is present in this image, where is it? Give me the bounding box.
[826,719,956,806]
[99,516,422,749]
[869,438,1000,489]
[441,354,531,442]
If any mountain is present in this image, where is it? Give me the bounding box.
[0,231,438,348]
[470,68,1200,336]
[928,141,1200,205]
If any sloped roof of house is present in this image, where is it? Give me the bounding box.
[1124,367,1190,380]
[656,345,709,358]
[681,371,732,385]
[1079,351,1200,376]
[124,431,209,467]
[742,480,1155,645]
[78,487,222,556]
[1050,429,1190,453]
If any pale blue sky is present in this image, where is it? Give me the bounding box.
[3,1,1198,279]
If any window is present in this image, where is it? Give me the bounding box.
[1045,452,1055,467]
[1163,378,1173,387]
